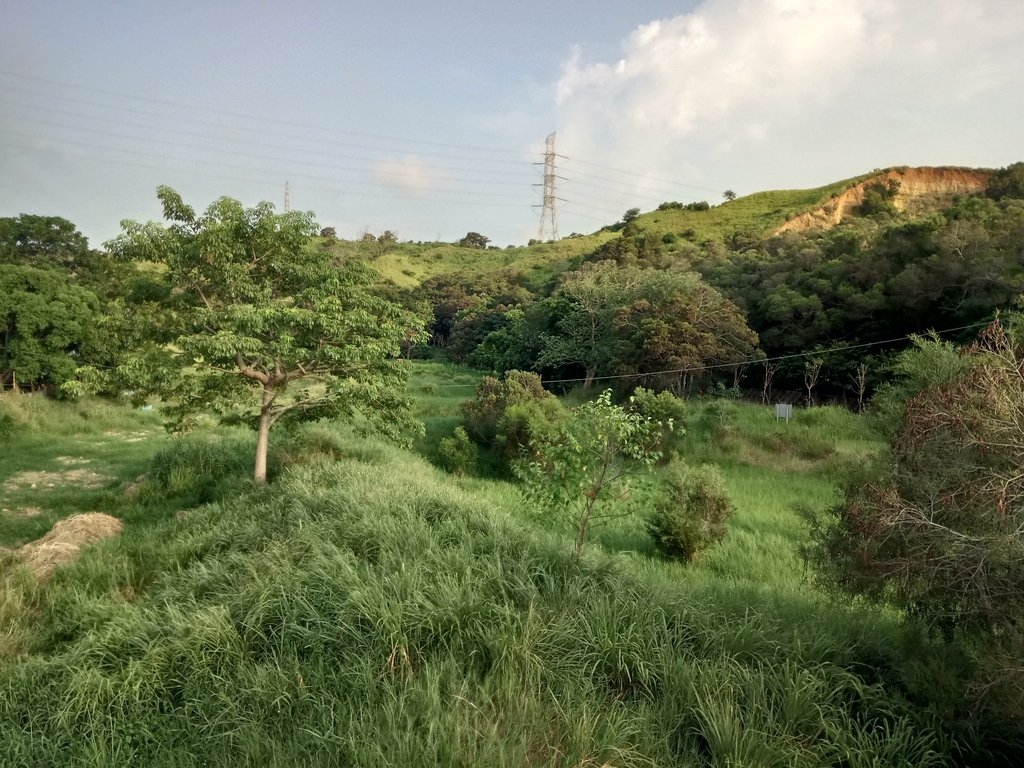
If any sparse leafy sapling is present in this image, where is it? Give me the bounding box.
[85,187,425,485]
[516,390,665,558]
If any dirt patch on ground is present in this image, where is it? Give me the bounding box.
[3,469,108,491]
[1,506,42,517]
[18,513,123,580]
[55,456,92,466]
[103,430,152,443]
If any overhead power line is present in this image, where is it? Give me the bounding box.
[0,70,529,157]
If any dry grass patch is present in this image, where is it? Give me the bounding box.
[17,512,123,580]
[55,456,92,466]
[103,430,152,442]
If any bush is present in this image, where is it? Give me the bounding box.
[806,321,1024,729]
[0,408,16,439]
[628,387,685,461]
[870,334,972,435]
[437,427,476,476]
[493,401,562,461]
[462,370,560,446]
[648,462,734,562]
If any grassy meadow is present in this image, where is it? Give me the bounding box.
[0,364,1008,766]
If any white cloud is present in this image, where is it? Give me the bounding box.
[373,154,440,196]
[552,0,1024,224]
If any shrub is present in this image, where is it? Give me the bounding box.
[806,321,1024,729]
[0,409,16,439]
[648,462,734,562]
[494,401,562,461]
[628,387,685,461]
[438,427,476,476]
[462,370,558,447]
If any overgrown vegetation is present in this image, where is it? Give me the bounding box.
[3,388,1007,766]
[5,165,1024,764]
[806,322,1024,730]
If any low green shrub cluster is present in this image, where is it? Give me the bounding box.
[461,370,564,465]
[437,426,476,476]
[648,461,734,562]
[627,387,686,461]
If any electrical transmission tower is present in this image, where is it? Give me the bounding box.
[533,132,564,241]
[283,181,291,213]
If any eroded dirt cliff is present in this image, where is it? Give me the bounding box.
[774,167,992,235]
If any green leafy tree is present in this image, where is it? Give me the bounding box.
[0,214,125,292]
[458,231,490,249]
[612,268,759,394]
[516,390,664,558]
[539,261,632,389]
[89,187,424,485]
[0,214,89,266]
[723,190,737,202]
[987,161,1024,201]
[0,265,100,391]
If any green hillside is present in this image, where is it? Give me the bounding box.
[320,172,878,289]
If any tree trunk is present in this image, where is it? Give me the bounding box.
[575,500,594,559]
[575,517,588,559]
[583,368,595,390]
[254,390,275,486]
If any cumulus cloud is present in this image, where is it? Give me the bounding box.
[373,154,439,196]
[552,0,1024,224]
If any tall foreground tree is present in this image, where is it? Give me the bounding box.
[91,187,423,484]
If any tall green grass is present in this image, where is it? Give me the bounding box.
[1,378,1015,765]
[0,421,1001,766]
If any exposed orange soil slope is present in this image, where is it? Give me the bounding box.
[774,167,992,235]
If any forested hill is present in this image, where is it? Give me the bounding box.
[380,161,1023,402]
[319,165,994,291]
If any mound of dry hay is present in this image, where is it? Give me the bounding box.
[18,513,123,580]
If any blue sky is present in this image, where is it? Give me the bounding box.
[1,0,1021,248]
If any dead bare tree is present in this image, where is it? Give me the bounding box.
[761,362,779,404]
[804,357,824,406]
[852,362,869,412]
